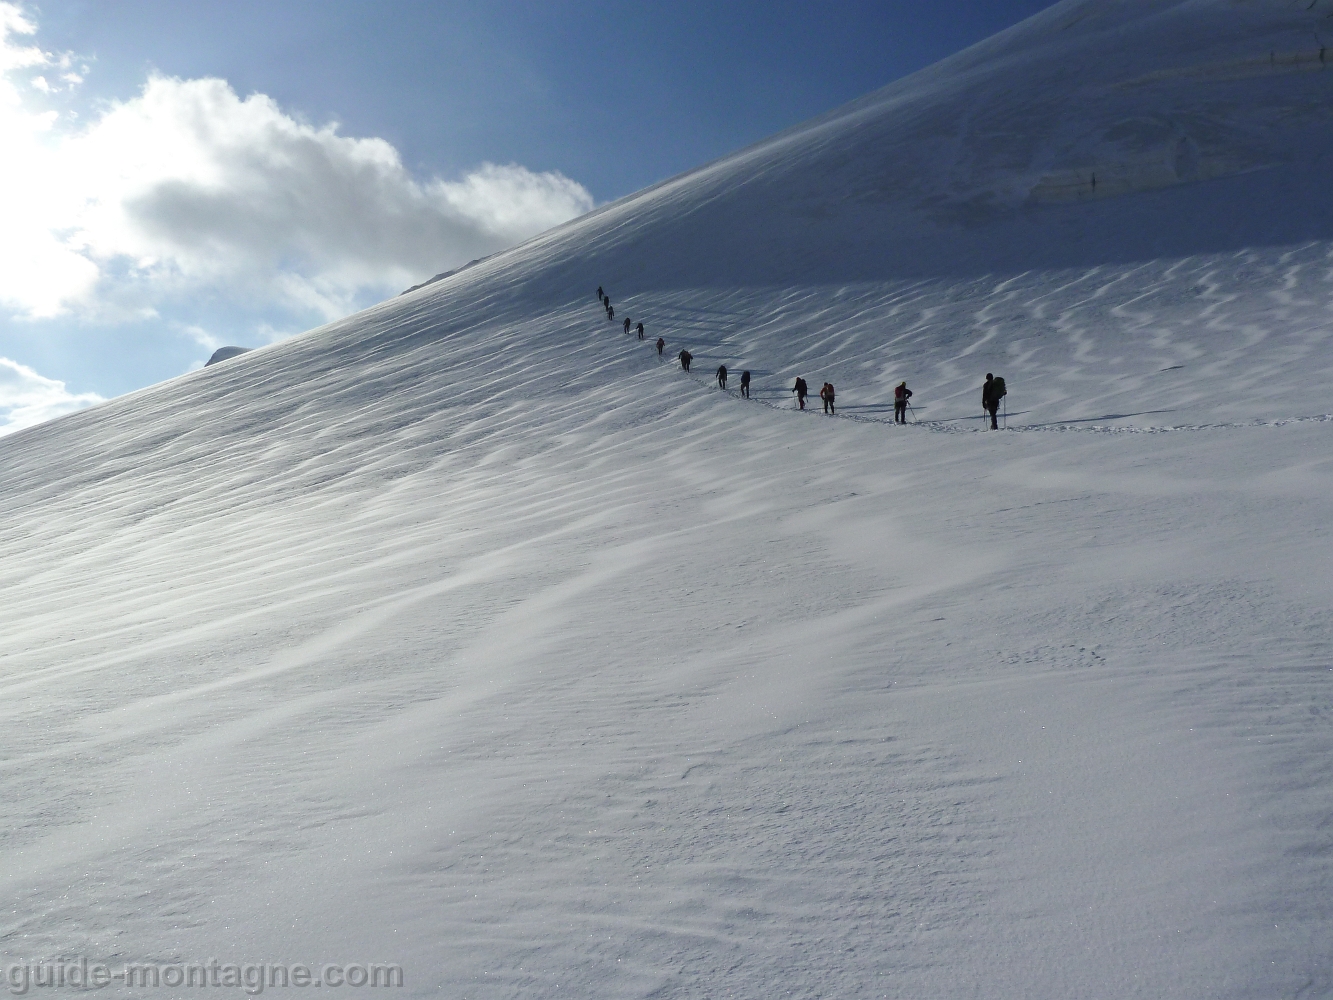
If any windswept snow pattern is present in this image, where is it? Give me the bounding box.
[2,1,1333,997]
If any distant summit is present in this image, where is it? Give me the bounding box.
[400,255,495,296]
[205,346,252,366]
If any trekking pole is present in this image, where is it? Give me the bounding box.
[907,402,917,424]
[1003,397,1007,429]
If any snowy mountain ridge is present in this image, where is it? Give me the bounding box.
[1,2,1332,997]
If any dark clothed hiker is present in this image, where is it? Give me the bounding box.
[637,322,645,340]
[656,337,665,356]
[820,382,836,415]
[792,377,808,410]
[982,373,1003,429]
[717,365,728,389]
[740,370,751,399]
[894,381,912,424]
[624,317,631,334]
[679,349,693,372]
[607,305,614,321]
[597,286,604,302]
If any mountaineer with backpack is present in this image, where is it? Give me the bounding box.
[597,286,604,302]
[679,349,693,372]
[894,381,912,424]
[717,365,728,390]
[739,370,751,399]
[656,337,665,356]
[637,322,645,340]
[792,377,809,410]
[982,373,1006,429]
[820,382,836,415]
[624,317,632,334]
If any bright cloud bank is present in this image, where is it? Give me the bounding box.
[0,3,595,325]
[0,356,103,433]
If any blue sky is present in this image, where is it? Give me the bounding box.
[0,0,1054,430]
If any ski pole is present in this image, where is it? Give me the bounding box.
[1003,397,1007,429]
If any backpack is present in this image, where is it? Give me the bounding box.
[992,376,1006,398]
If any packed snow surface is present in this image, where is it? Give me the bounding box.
[2,1,1332,996]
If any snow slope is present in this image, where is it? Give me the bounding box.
[2,1,1332,997]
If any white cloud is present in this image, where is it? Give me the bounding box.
[0,2,41,71]
[0,5,101,318]
[0,3,594,325]
[180,323,223,352]
[0,356,103,434]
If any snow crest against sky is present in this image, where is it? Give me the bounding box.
[0,1,592,431]
[0,355,102,433]
[0,0,1059,430]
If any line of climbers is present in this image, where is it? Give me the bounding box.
[595,286,1007,428]
[599,286,645,341]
